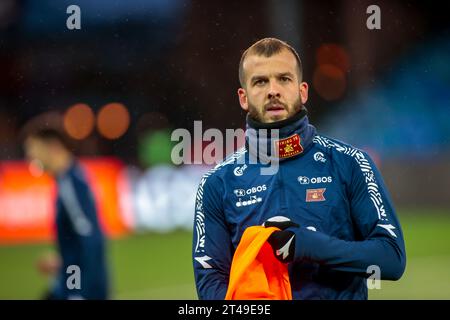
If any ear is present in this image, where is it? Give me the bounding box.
[237,88,248,111]
[299,82,309,105]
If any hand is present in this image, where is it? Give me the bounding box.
[36,251,61,276]
[263,216,299,263]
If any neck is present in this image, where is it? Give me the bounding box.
[51,151,73,176]
[246,107,308,129]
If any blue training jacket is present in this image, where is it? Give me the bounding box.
[192,110,406,300]
[51,161,109,300]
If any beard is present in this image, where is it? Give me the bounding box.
[247,96,303,123]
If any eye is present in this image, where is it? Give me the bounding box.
[253,78,267,87]
[280,76,291,82]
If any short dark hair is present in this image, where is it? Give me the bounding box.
[24,128,72,151]
[20,112,73,151]
[239,37,303,87]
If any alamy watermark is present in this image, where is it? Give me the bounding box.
[367,265,381,290]
[66,4,380,32]
[171,121,282,175]
[66,264,81,290]
[366,5,381,30]
[66,5,81,30]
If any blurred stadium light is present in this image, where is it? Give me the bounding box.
[63,103,95,140]
[97,102,130,140]
[313,64,347,101]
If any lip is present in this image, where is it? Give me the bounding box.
[266,103,286,113]
[267,105,284,110]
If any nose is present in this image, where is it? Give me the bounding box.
[267,80,281,100]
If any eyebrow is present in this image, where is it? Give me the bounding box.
[250,72,295,83]
[276,72,295,78]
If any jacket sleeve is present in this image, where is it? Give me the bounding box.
[291,150,406,280]
[192,173,234,299]
[59,174,107,299]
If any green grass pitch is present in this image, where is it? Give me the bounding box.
[0,208,449,299]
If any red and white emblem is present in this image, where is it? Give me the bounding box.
[274,133,303,159]
[306,188,326,202]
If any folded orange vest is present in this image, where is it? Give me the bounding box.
[225,226,292,300]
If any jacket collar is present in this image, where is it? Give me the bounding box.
[245,107,316,163]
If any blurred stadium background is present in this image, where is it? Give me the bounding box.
[0,0,449,299]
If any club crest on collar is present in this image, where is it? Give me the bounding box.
[274,133,303,159]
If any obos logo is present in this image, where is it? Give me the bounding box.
[298,176,310,184]
[234,189,246,197]
[234,184,267,208]
[298,176,332,184]
[234,184,267,196]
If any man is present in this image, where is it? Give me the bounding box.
[24,128,109,300]
[192,38,406,300]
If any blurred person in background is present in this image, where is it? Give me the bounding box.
[23,127,109,300]
[192,38,406,300]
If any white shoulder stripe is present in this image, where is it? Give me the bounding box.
[59,176,93,237]
[313,135,389,223]
[194,147,247,254]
